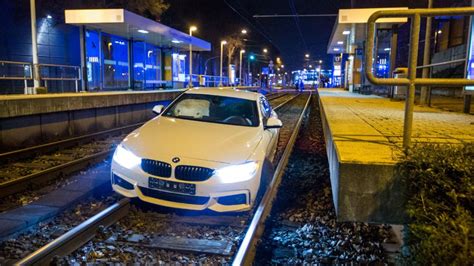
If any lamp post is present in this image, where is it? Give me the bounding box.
[30,0,40,92]
[318,60,323,88]
[239,50,245,87]
[188,26,197,88]
[219,40,227,87]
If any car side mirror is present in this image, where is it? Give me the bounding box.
[265,117,283,129]
[152,105,164,115]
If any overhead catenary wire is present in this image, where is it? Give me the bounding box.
[288,0,308,52]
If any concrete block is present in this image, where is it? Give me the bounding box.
[0,218,28,239]
[0,116,41,151]
[95,107,117,131]
[338,163,405,224]
[31,190,85,209]
[131,103,150,123]
[117,105,133,126]
[0,204,59,226]
[40,111,71,142]
[71,109,96,135]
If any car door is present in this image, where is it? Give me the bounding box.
[260,96,278,162]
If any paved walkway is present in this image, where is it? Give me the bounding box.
[319,88,474,163]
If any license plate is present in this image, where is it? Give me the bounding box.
[148,177,196,195]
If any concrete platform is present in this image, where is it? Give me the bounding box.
[0,90,185,118]
[318,88,474,223]
[0,90,184,151]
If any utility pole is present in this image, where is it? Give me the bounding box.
[188,26,197,88]
[30,0,40,91]
[420,0,433,105]
[239,50,245,86]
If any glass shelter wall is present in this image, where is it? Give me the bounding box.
[101,33,129,90]
[133,41,163,89]
[85,29,166,91]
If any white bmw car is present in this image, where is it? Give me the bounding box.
[111,88,282,212]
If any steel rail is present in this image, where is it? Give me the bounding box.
[0,149,111,198]
[266,92,288,101]
[0,122,144,163]
[273,94,299,110]
[15,198,130,266]
[233,93,312,265]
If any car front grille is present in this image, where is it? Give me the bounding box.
[141,159,172,177]
[175,165,215,182]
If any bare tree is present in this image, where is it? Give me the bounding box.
[225,36,244,84]
[125,0,170,21]
[37,0,170,22]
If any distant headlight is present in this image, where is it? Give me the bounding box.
[113,144,141,169]
[216,161,258,184]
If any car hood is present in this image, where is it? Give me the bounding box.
[122,116,262,164]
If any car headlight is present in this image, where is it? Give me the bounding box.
[113,144,141,169]
[216,161,258,184]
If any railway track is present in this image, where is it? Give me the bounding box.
[14,92,311,265]
[0,92,293,202]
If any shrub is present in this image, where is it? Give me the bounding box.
[397,143,473,265]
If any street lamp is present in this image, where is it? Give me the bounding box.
[239,50,245,86]
[30,0,40,91]
[219,40,227,87]
[241,29,247,34]
[263,48,268,54]
[188,26,197,88]
[305,53,310,58]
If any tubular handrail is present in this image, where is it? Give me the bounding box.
[38,63,82,92]
[416,58,466,69]
[366,7,474,87]
[365,7,474,149]
[0,61,33,79]
[0,61,33,94]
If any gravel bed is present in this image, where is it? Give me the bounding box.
[255,95,392,264]
[59,204,247,264]
[0,193,119,264]
[0,159,111,213]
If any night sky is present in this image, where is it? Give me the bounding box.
[161,0,350,71]
[161,0,470,72]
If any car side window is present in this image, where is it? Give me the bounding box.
[260,97,272,119]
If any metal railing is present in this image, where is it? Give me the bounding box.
[189,74,229,87]
[39,63,82,93]
[0,60,33,94]
[365,7,474,149]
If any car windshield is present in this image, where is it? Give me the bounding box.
[163,93,259,127]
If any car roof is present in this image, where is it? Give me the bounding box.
[184,88,262,101]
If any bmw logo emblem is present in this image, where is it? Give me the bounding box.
[172,157,180,163]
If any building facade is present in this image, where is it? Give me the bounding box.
[0,4,211,94]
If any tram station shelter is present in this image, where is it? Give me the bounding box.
[65,9,211,91]
[327,8,408,92]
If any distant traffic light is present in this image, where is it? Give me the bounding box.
[249,55,255,60]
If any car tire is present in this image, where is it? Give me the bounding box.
[256,159,275,202]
